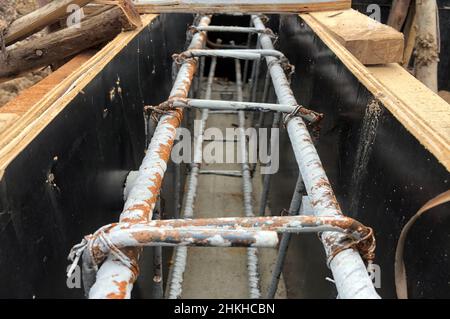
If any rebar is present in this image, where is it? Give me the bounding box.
[171,98,323,124]
[256,67,272,129]
[258,112,281,217]
[68,14,379,300]
[199,169,243,177]
[89,214,373,237]
[207,38,247,49]
[267,175,304,298]
[242,19,253,83]
[83,15,212,299]
[193,25,274,35]
[250,37,262,105]
[208,110,239,114]
[174,49,286,62]
[252,15,380,299]
[151,200,164,299]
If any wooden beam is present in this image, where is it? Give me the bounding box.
[309,9,405,65]
[0,7,129,81]
[301,13,450,171]
[4,0,93,46]
[134,0,351,13]
[0,15,157,172]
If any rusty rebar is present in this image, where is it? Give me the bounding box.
[81,15,212,299]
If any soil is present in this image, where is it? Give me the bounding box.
[0,0,50,108]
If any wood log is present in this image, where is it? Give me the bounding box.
[0,7,130,80]
[4,0,93,46]
[414,0,439,92]
[387,0,412,31]
[309,9,404,65]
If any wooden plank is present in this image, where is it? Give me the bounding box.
[0,14,157,172]
[301,13,450,171]
[309,9,405,65]
[134,0,351,13]
[0,114,20,132]
[4,0,93,46]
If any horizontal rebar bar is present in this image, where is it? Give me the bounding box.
[174,49,286,62]
[267,175,304,298]
[252,15,380,299]
[199,169,243,177]
[206,38,247,49]
[203,138,238,142]
[171,98,323,124]
[71,214,375,270]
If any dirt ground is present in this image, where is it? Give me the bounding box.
[0,0,50,108]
